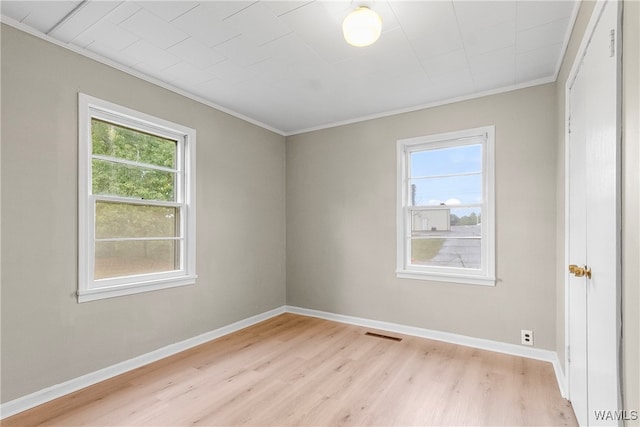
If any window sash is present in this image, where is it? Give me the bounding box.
[90,119,182,204]
[406,206,483,266]
[92,196,184,277]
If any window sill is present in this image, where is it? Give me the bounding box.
[396,270,495,286]
[78,275,197,303]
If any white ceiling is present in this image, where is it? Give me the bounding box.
[1,0,578,135]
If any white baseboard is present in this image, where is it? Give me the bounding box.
[284,305,567,398]
[1,304,568,420]
[0,306,286,420]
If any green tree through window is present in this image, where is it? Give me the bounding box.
[92,119,176,201]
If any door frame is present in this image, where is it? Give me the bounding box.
[563,0,623,410]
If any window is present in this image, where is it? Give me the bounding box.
[396,126,495,286]
[78,94,196,302]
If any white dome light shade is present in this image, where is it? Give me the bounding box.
[342,6,382,47]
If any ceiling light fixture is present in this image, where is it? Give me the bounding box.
[342,6,382,47]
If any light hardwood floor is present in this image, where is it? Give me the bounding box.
[3,313,577,426]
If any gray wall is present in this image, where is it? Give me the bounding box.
[286,83,558,349]
[0,25,286,403]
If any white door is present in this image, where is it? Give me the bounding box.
[567,1,621,426]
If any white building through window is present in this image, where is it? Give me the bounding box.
[396,126,495,286]
[78,94,196,302]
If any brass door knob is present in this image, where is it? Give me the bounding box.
[569,264,592,279]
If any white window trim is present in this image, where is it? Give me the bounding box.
[396,126,495,286]
[78,93,197,302]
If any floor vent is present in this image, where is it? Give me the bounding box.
[364,332,402,342]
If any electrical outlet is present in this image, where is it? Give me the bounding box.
[521,330,534,346]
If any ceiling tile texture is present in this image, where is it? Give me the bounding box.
[1,0,578,134]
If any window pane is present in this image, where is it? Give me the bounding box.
[92,119,177,169]
[448,207,482,233]
[410,174,481,206]
[411,238,481,269]
[411,208,451,232]
[411,207,482,269]
[92,159,175,201]
[410,144,481,178]
[94,240,180,280]
[410,238,446,264]
[96,201,179,239]
[412,207,482,236]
